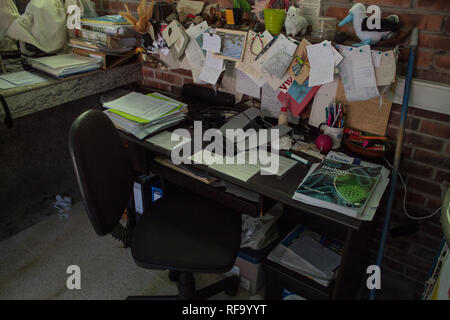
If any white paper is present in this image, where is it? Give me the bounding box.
[202,33,221,53]
[0,71,48,86]
[260,82,299,124]
[259,154,297,176]
[306,41,335,87]
[103,92,180,122]
[146,130,191,151]
[337,45,379,101]
[308,79,338,127]
[372,50,396,86]
[255,34,297,89]
[236,69,261,98]
[199,51,224,85]
[185,21,209,82]
[371,51,382,68]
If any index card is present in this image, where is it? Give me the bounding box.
[199,51,224,85]
[306,40,334,87]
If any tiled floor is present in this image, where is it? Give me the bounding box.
[0,202,259,300]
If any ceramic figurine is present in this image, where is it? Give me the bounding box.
[284,6,308,37]
[338,3,400,46]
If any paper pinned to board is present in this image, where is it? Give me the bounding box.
[184,21,209,82]
[288,39,311,86]
[306,41,335,87]
[255,34,297,89]
[236,30,273,80]
[372,50,396,86]
[261,82,299,124]
[235,69,261,98]
[308,79,338,127]
[199,51,224,85]
[337,44,379,101]
[202,32,221,53]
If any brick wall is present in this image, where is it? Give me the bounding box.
[322,0,450,84]
[98,0,450,297]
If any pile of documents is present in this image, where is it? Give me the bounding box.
[30,53,101,78]
[268,225,343,287]
[0,71,49,89]
[103,92,188,140]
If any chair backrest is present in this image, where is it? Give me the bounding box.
[69,110,133,236]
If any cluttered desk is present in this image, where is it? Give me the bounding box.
[96,83,392,299]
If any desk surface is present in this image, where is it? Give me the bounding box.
[0,63,142,119]
[120,131,364,231]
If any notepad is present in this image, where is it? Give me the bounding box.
[146,130,191,151]
[0,71,48,86]
[306,41,334,87]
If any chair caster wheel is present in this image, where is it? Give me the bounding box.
[169,270,180,282]
[225,276,240,297]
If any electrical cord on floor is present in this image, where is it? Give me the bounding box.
[384,157,441,220]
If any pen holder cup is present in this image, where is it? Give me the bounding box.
[321,125,344,150]
[264,9,286,35]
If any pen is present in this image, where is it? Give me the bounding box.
[285,151,310,166]
[255,35,278,61]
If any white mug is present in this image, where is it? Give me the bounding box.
[320,124,344,150]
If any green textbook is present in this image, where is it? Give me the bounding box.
[293,158,383,218]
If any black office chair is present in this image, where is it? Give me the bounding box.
[69,110,242,299]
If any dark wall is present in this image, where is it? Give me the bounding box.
[0,94,101,240]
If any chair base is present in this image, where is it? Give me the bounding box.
[127,272,240,300]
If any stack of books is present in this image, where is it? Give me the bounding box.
[69,15,139,70]
[292,151,390,220]
[103,91,188,140]
[268,225,343,287]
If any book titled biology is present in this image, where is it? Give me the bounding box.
[293,158,383,218]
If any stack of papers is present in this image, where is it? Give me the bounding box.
[0,71,49,89]
[103,92,187,140]
[268,225,343,287]
[30,53,101,78]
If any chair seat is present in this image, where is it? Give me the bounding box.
[130,192,242,273]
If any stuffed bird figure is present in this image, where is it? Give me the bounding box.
[338,3,399,46]
[284,6,308,37]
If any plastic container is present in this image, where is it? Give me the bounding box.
[311,17,337,41]
[264,9,286,35]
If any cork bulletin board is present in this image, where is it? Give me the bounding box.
[336,79,393,136]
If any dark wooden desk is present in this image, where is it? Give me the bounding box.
[119,129,376,300]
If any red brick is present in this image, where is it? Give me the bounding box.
[421,120,450,137]
[407,176,442,196]
[417,0,449,11]
[325,6,354,35]
[387,111,421,130]
[409,107,450,123]
[155,71,183,85]
[409,243,438,262]
[386,237,411,252]
[411,68,450,85]
[420,223,444,239]
[172,69,193,77]
[414,149,450,169]
[419,33,450,51]
[142,67,155,79]
[445,17,450,35]
[183,77,193,85]
[404,131,443,152]
[435,54,450,70]
[399,160,435,179]
[447,143,450,155]
[435,170,450,183]
[142,79,170,91]
[360,0,411,7]
[427,197,444,211]
[383,257,405,274]
[406,231,443,250]
[404,266,428,283]
[386,247,433,271]
[395,13,443,31]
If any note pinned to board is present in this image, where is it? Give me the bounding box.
[202,32,221,53]
[235,30,271,80]
[337,44,379,101]
[306,40,335,87]
[199,51,224,85]
[308,79,338,128]
[372,50,396,86]
[288,39,311,86]
[236,69,261,99]
[335,79,392,136]
[261,82,299,124]
[185,21,208,82]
